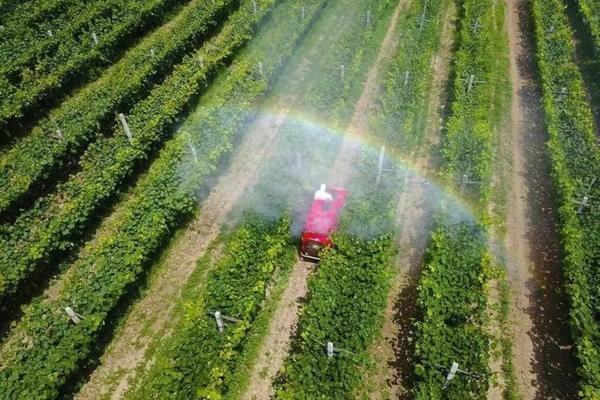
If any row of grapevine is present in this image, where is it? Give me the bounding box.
[578,0,600,52]
[274,149,398,398]
[0,0,276,311]
[376,0,449,148]
[0,0,186,136]
[118,0,395,397]
[531,0,600,397]
[0,0,76,35]
[0,0,77,37]
[127,216,294,399]
[411,0,508,397]
[0,1,325,398]
[413,218,491,398]
[0,0,237,219]
[0,0,114,74]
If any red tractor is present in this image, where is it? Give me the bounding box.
[300,184,348,261]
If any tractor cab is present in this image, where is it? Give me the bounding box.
[300,184,348,261]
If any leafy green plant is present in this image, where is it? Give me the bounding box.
[413,218,491,399]
[0,0,186,135]
[376,0,449,148]
[0,0,237,217]
[0,0,277,310]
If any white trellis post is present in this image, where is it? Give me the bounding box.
[404,70,410,88]
[572,176,596,214]
[471,17,481,33]
[366,10,371,25]
[327,342,334,358]
[376,146,385,185]
[189,141,198,163]
[554,87,568,102]
[47,29,53,37]
[418,0,430,32]
[64,306,84,324]
[150,48,156,57]
[453,162,481,193]
[443,362,459,389]
[435,361,483,390]
[458,74,485,93]
[340,64,345,83]
[91,32,99,45]
[252,0,257,14]
[214,311,224,333]
[118,113,133,144]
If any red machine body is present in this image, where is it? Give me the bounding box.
[300,186,348,261]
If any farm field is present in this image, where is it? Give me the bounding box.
[0,0,598,399]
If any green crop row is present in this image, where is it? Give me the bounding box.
[0,0,112,73]
[413,218,492,399]
[0,0,77,38]
[275,235,394,398]
[578,0,600,52]
[127,216,294,400]
[0,1,324,398]
[0,0,236,218]
[0,0,185,136]
[412,0,509,397]
[440,0,507,215]
[376,0,448,148]
[532,0,600,397]
[0,0,274,311]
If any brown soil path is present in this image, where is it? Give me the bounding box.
[361,3,455,398]
[504,0,579,398]
[241,2,408,399]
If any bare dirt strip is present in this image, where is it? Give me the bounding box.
[503,0,579,398]
[360,3,456,398]
[241,1,408,398]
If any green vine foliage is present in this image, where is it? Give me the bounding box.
[128,216,293,400]
[377,0,448,149]
[0,0,78,38]
[413,218,491,399]
[0,1,328,398]
[0,0,238,217]
[0,0,277,310]
[0,0,188,135]
[441,0,507,216]
[532,0,600,397]
[578,0,600,52]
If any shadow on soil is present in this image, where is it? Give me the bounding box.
[513,1,579,398]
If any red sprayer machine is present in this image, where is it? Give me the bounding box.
[300,184,348,261]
